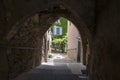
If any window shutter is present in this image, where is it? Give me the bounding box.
[53,26,62,35]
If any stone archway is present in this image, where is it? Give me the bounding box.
[6,6,92,79]
[3,3,93,79]
[0,0,97,80]
[1,0,120,80]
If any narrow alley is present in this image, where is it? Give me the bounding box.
[1,0,120,80]
[13,53,87,80]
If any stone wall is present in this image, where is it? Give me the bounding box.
[0,47,9,80]
[5,13,59,80]
[7,14,43,79]
[88,0,120,80]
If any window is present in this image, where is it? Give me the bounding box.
[56,28,60,34]
[53,26,62,35]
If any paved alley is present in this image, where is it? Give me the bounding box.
[13,53,87,80]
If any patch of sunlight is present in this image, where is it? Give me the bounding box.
[53,54,65,59]
[41,62,55,66]
[41,53,67,66]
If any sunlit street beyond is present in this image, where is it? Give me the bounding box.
[42,53,86,75]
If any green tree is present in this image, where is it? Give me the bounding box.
[52,34,67,53]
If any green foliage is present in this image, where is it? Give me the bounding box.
[52,38,62,44]
[52,34,67,53]
[48,53,53,58]
[51,17,68,53]
[62,34,67,43]
[52,34,67,44]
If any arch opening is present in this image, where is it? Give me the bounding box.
[41,17,85,65]
[4,4,92,80]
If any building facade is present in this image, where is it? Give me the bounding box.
[67,21,83,63]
